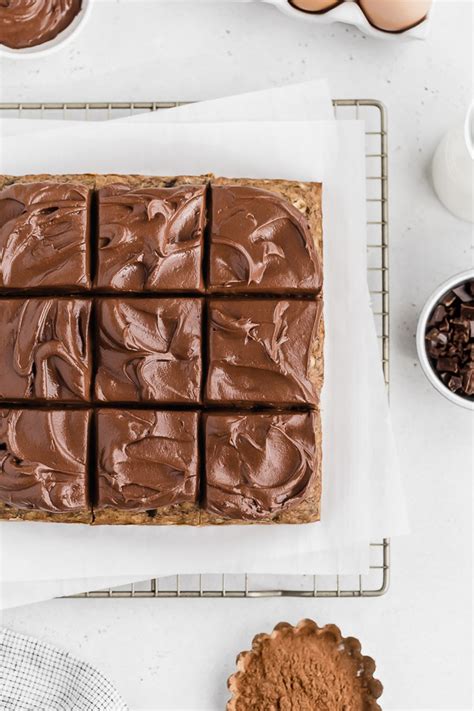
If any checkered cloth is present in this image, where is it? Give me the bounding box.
[0,628,128,710]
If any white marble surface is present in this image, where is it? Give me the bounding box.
[1,2,473,709]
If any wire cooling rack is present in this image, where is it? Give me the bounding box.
[0,99,390,598]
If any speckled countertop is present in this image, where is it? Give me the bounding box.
[1,2,472,709]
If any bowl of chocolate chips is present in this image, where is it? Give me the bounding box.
[417,270,474,410]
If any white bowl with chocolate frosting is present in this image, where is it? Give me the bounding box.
[0,0,93,58]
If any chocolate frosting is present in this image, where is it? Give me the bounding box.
[96,409,199,511]
[97,184,205,291]
[0,298,91,401]
[206,299,321,406]
[0,409,89,513]
[210,186,322,293]
[205,412,317,520]
[0,182,90,289]
[95,298,202,403]
[0,0,82,49]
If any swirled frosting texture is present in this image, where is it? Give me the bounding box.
[0,298,91,401]
[95,298,202,403]
[0,409,89,513]
[206,299,321,406]
[205,412,317,521]
[210,186,322,293]
[0,0,82,49]
[97,184,206,291]
[96,409,199,512]
[0,182,90,288]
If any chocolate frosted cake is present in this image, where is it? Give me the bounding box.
[210,180,322,294]
[95,298,202,404]
[206,298,322,407]
[0,181,90,289]
[0,409,91,523]
[202,412,321,524]
[96,183,206,292]
[0,173,323,526]
[0,298,92,402]
[227,620,383,711]
[94,410,200,525]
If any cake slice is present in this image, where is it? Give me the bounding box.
[201,411,321,525]
[0,180,91,290]
[93,409,200,525]
[205,298,323,408]
[0,409,92,523]
[0,298,92,402]
[209,179,322,294]
[96,182,206,292]
[95,297,202,404]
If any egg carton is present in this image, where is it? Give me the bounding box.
[269,0,431,39]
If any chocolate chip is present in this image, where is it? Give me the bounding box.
[462,369,474,395]
[436,356,459,373]
[447,375,462,392]
[428,304,447,326]
[426,328,447,357]
[452,317,470,329]
[452,325,469,345]
[460,304,474,320]
[441,291,457,308]
[453,284,472,303]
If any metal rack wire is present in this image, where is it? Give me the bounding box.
[0,99,390,598]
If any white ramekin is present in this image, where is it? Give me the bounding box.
[0,0,92,59]
[416,269,474,411]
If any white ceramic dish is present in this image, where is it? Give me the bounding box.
[417,269,474,411]
[0,0,93,59]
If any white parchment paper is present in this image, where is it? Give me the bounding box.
[0,82,407,598]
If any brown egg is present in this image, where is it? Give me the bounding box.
[289,0,342,12]
[359,0,431,32]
